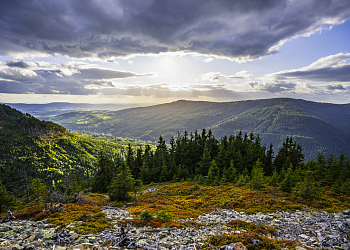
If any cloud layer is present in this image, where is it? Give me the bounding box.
[0,60,151,95]
[1,0,350,61]
[270,53,350,82]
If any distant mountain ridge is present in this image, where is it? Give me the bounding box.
[46,98,350,160]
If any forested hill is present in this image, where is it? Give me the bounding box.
[0,104,143,192]
[50,98,350,160]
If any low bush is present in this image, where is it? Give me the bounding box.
[156,210,173,222]
[140,209,153,220]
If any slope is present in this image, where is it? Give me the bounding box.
[49,98,350,160]
[0,104,140,192]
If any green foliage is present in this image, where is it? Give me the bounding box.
[236,175,248,187]
[140,209,153,220]
[0,181,17,212]
[292,170,321,200]
[224,160,237,183]
[108,162,135,201]
[279,167,295,193]
[192,183,200,191]
[247,160,265,190]
[29,178,48,206]
[156,210,173,222]
[206,160,220,185]
[268,169,279,187]
[92,152,115,193]
[197,142,211,176]
[2,103,350,204]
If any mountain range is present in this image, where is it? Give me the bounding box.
[41,98,350,160]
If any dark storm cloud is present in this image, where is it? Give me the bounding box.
[274,66,350,82]
[1,0,350,60]
[326,85,346,91]
[6,60,30,68]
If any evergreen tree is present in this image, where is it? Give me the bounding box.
[0,180,17,212]
[29,178,48,205]
[236,174,247,186]
[342,179,350,194]
[268,169,279,187]
[274,137,304,173]
[264,143,274,176]
[160,164,169,182]
[108,162,135,201]
[247,160,265,190]
[292,170,320,200]
[324,153,339,186]
[133,147,143,179]
[92,152,114,193]
[175,165,189,182]
[197,142,211,176]
[220,174,228,185]
[206,160,220,185]
[139,161,151,184]
[126,144,134,175]
[279,167,294,193]
[223,160,237,183]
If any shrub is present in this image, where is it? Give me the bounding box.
[156,210,173,222]
[247,160,265,190]
[292,170,321,200]
[192,183,200,191]
[140,209,153,220]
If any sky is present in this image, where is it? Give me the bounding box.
[0,0,350,105]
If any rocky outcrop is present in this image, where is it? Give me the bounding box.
[1,208,350,249]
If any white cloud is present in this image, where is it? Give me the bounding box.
[202,70,252,82]
[204,58,214,63]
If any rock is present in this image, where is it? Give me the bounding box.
[101,239,112,248]
[234,242,247,250]
[70,233,79,241]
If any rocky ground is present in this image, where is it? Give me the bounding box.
[1,206,350,250]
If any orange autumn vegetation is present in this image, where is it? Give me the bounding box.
[5,194,112,234]
[130,182,350,219]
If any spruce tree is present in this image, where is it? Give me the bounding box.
[279,167,294,193]
[206,160,220,185]
[268,169,279,187]
[108,162,135,201]
[92,152,114,193]
[247,160,265,190]
[224,160,237,183]
[29,178,48,205]
[292,170,320,200]
[197,142,211,176]
[0,181,17,213]
[236,174,247,186]
[126,144,135,175]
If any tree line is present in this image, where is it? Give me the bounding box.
[92,129,350,201]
